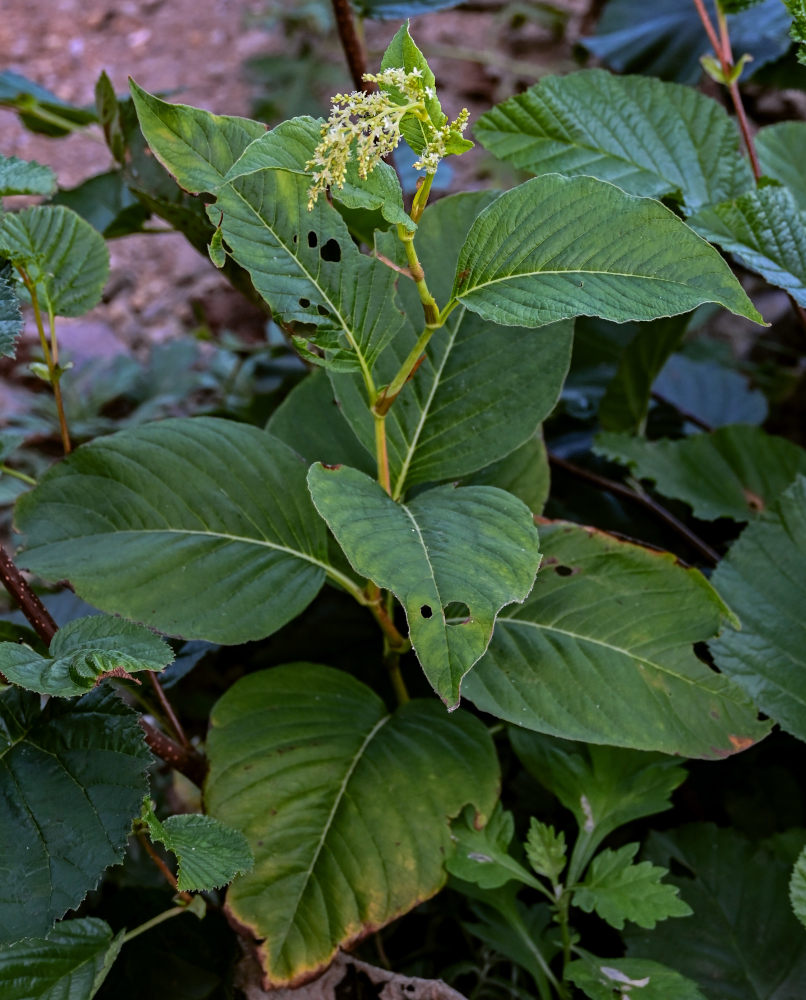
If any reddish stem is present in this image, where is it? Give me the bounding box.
[330,0,370,92]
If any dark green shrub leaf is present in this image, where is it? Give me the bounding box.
[595,426,806,521]
[568,957,707,1000]
[0,265,22,359]
[791,844,806,931]
[353,0,464,17]
[785,0,806,65]
[0,918,124,1000]
[653,354,768,428]
[573,842,691,929]
[525,819,566,883]
[710,477,806,742]
[453,175,763,328]
[0,154,56,196]
[463,521,769,756]
[474,70,751,213]
[0,687,152,943]
[51,171,150,238]
[307,464,541,707]
[205,663,499,988]
[0,614,173,696]
[446,806,539,890]
[15,418,333,645]
[757,122,806,210]
[462,433,551,516]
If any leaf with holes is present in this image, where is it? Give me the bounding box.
[595,426,806,521]
[0,154,56,196]
[205,663,499,988]
[0,918,125,1000]
[0,687,151,943]
[15,417,337,644]
[463,521,769,756]
[307,464,541,707]
[474,70,752,213]
[453,175,763,328]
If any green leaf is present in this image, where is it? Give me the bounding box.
[626,824,806,999]
[720,0,766,11]
[0,70,98,136]
[380,24,446,153]
[0,264,22,359]
[757,122,806,211]
[307,464,541,707]
[574,842,691,930]
[463,521,770,757]
[0,206,109,317]
[568,957,707,1000]
[525,819,566,883]
[510,730,686,861]
[785,0,806,65]
[446,805,540,890]
[0,918,124,1000]
[354,0,464,16]
[462,432,551,516]
[791,844,806,931]
[710,477,806,742]
[690,186,806,306]
[653,354,768,428]
[474,70,751,214]
[0,154,56,196]
[128,80,265,195]
[205,663,499,988]
[0,686,152,943]
[142,803,254,892]
[225,116,412,229]
[15,417,334,645]
[0,615,173,697]
[595,426,806,521]
[453,175,763,328]
[51,171,150,239]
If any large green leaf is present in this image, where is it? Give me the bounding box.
[0,918,124,1000]
[0,154,56,196]
[205,663,499,988]
[463,521,769,757]
[709,477,806,742]
[626,825,806,999]
[653,354,768,428]
[307,464,541,706]
[690,186,806,306]
[463,432,551,515]
[0,687,152,943]
[15,417,335,645]
[0,205,109,316]
[595,426,806,521]
[128,81,265,195]
[0,614,174,696]
[0,264,22,358]
[791,844,806,931]
[453,175,763,328]
[474,70,751,213]
[756,122,806,211]
[568,957,707,1000]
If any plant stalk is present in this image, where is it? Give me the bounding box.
[0,465,36,486]
[330,0,369,91]
[121,904,192,944]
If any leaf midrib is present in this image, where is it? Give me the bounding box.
[461,267,710,298]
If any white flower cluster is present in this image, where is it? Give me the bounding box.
[413,109,470,174]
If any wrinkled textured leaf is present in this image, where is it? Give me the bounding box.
[0,154,56,196]
[205,664,499,988]
[454,175,762,328]
[446,806,539,890]
[0,918,124,1000]
[573,842,691,930]
[626,824,806,999]
[568,957,707,1000]
[525,820,566,883]
[463,521,769,757]
[0,264,22,358]
[15,418,332,644]
[653,354,768,428]
[308,464,541,707]
[757,122,806,212]
[595,426,806,521]
[791,844,806,931]
[0,614,173,696]
[474,71,751,213]
[690,186,806,306]
[710,477,806,742]
[0,687,152,943]
[0,205,109,316]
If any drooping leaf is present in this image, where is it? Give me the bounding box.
[453,175,763,328]
[0,614,173,696]
[510,730,686,863]
[0,686,152,943]
[568,957,707,1000]
[573,842,691,930]
[0,205,109,316]
[205,663,499,988]
[0,918,124,1000]
[595,426,806,521]
[626,824,806,999]
[307,464,541,707]
[652,353,768,428]
[0,154,56,196]
[128,81,265,195]
[690,186,806,306]
[15,417,334,645]
[525,819,567,884]
[474,70,751,213]
[791,844,806,931]
[0,264,22,359]
[709,477,806,742]
[446,806,540,890]
[142,802,253,892]
[756,122,806,211]
[463,521,769,757]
